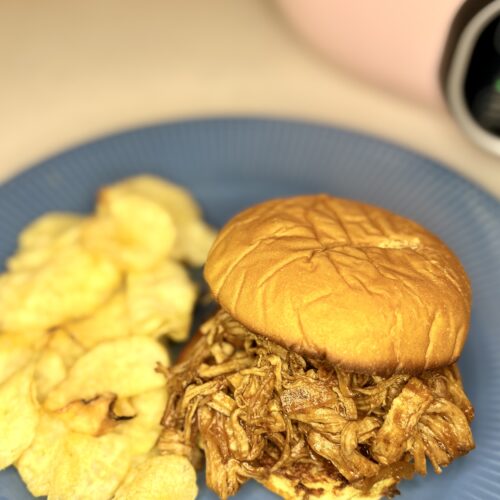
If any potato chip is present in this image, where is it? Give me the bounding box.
[176,219,217,267]
[116,388,167,455]
[116,420,159,457]
[112,396,136,418]
[8,213,83,273]
[6,329,48,348]
[66,290,130,349]
[16,410,68,497]
[1,176,211,497]
[44,337,168,410]
[113,454,198,500]
[127,261,197,341]
[48,432,131,500]
[17,395,126,497]
[103,175,200,220]
[0,331,43,385]
[0,245,120,332]
[83,192,176,272]
[46,328,86,369]
[0,362,39,470]
[55,393,119,436]
[34,349,67,402]
[130,388,167,427]
[103,175,215,266]
[18,213,84,249]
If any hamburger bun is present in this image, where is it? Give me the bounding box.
[204,195,471,375]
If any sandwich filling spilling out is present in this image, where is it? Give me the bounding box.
[159,310,474,499]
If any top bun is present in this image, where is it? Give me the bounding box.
[204,195,471,375]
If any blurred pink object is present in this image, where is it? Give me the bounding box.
[276,0,464,107]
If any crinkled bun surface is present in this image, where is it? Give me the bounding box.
[204,195,471,375]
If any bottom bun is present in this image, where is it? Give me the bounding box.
[259,474,397,500]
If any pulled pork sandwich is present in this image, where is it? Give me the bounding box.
[159,195,475,499]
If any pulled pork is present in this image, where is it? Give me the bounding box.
[159,310,474,499]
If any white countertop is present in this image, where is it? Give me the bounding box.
[1,0,499,199]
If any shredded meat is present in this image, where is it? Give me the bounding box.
[159,310,475,499]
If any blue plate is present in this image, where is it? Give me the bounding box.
[0,118,499,500]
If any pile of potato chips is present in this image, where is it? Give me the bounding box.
[0,175,211,499]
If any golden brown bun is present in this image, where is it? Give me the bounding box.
[204,195,471,375]
[259,473,396,499]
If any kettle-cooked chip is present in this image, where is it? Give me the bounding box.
[18,213,84,250]
[101,175,216,266]
[49,432,131,500]
[127,261,197,341]
[103,175,200,220]
[0,363,39,470]
[113,454,198,500]
[82,192,176,272]
[44,337,168,410]
[55,393,119,436]
[0,245,120,332]
[112,396,136,419]
[7,213,84,273]
[46,328,86,369]
[66,290,130,349]
[17,395,125,498]
[115,388,167,455]
[176,220,217,267]
[0,331,44,385]
[0,175,211,498]
[130,388,167,427]
[16,411,68,497]
[34,349,67,402]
